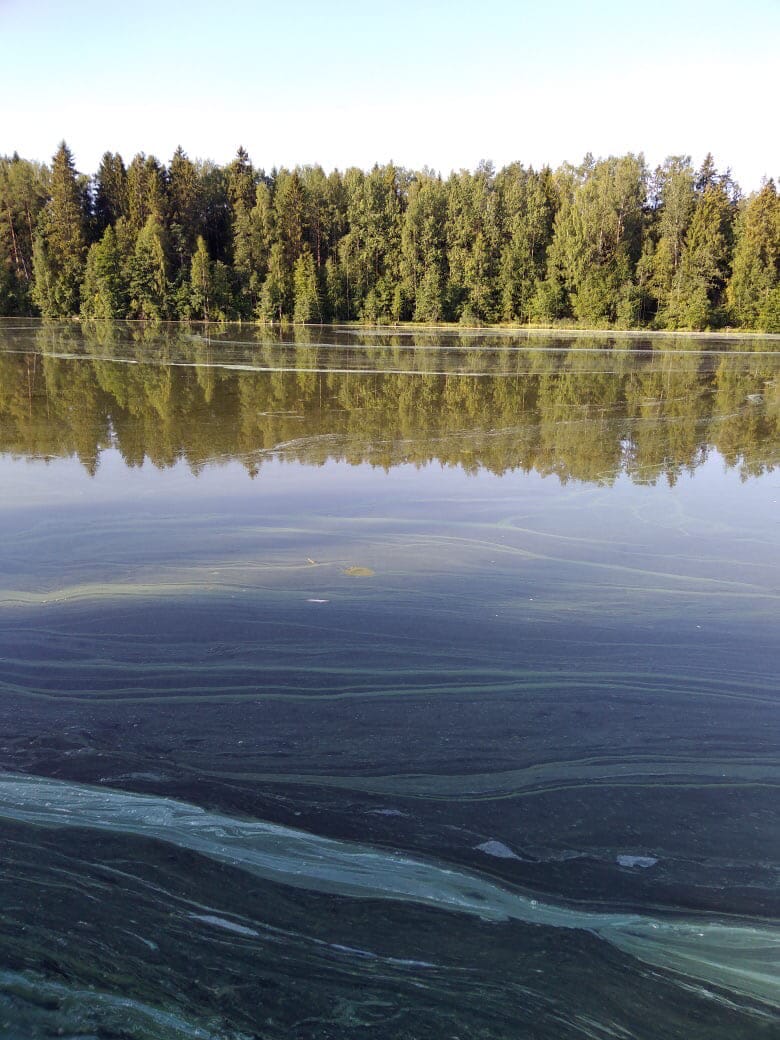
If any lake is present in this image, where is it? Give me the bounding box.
[0,320,778,1039]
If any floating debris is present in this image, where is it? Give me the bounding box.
[617,854,658,868]
[476,840,521,860]
[343,566,375,577]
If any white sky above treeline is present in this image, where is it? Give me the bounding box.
[2,0,777,192]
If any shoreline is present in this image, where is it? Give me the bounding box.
[2,315,780,343]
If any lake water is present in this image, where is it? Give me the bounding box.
[0,320,778,1039]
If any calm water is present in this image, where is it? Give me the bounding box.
[0,320,778,1039]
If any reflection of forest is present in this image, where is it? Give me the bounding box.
[0,323,777,484]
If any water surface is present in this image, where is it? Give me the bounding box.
[0,321,778,1039]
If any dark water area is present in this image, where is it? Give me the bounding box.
[0,320,778,1039]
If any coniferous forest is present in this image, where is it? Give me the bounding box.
[1,143,779,331]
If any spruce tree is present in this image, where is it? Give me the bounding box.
[126,154,167,234]
[233,182,272,314]
[258,243,289,321]
[728,180,780,328]
[226,146,256,212]
[496,165,556,323]
[168,146,202,273]
[94,152,128,234]
[32,142,87,317]
[401,171,448,322]
[667,175,734,329]
[644,157,696,326]
[189,235,213,321]
[293,248,321,323]
[80,225,124,319]
[128,216,168,320]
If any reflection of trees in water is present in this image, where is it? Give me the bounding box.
[0,324,776,484]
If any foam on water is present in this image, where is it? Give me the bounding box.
[0,773,777,1009]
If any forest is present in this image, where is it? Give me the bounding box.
[0,143,778,331]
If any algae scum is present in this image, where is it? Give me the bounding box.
[0,322,778,1039]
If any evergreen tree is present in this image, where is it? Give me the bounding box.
[401,170,448,322]
[414,264,445,323]
[293,248,321,323]
[258,243,289,321]
[32,142,87,317]
[727,180,780,329]
[211,261,235,321]
[196,160,231,264]
[666,167,734,329]
[3,142,777,329]
[299,165,333,267]
[128,216,168,320]
[757,288,780,332]
[496,165,556,323]
[126,154,167,234]
[545,154,646,326]
[80,225,125,319]
[168,147,201,266]
[343,164,405,321]
[446,162,500,323]
[93,151,128,234]
[232,182,272,314]
[226,146,256,212]
[641,157,696,325]
[273,168,306,270]
[189,235,214,321]
[323,256,346,320]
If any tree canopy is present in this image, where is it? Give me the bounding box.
[1,145,778,331]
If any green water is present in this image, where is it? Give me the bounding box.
[0,321,778,1039]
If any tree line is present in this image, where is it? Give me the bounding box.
[1,144,779,331]
[3,325,776,483]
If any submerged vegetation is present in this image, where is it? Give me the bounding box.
[0,144,779,331]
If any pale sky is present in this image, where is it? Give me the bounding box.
[1,0,777,190]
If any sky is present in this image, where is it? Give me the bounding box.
[1,0,777,190]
